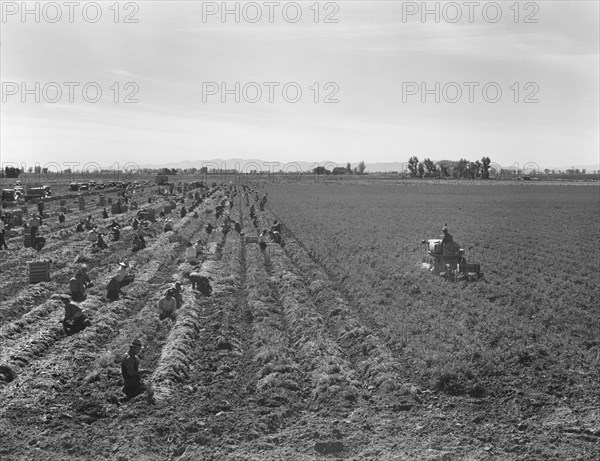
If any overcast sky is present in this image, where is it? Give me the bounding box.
[1,1,598,171]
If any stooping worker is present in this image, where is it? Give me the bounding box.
[0,215,8,250]
[185,271,212,296]
[102,208,109,219]
[69,264,92,301]
[59,294,91,335]
[58,212,66,224]
[106,275,123,301]
[157,289,178,321]
[121,338,146,398]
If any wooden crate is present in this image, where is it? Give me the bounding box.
[245,236,258,244]
[23,234,33,248]
[29,261,50,283]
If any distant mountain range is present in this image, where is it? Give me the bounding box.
[139,158,599,173]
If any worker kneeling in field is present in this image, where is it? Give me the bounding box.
[121,339,146,398]
[60,294,91,335]
[115,262,134,287]
[185,271,212,296]
[158,289,178,321]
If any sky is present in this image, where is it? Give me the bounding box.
[1,0,599,172]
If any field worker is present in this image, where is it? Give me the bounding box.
[29,214,40,239]
[158,289,177,321]
[102,208,109,219]
[132,234,144,253]
[95,233,108,250]
[185,271,212,296]
[185,242,197,263]
[85,215,94,230]
[58,212,66,224]
[70,264,93,301]
[0,215,8,250]
[115,262,134,286]
[87,228,98,242]
[121,339,146,398]
[193,239,203,257]
[270,230,284,247]
[258,230,268,250]
[76,220,85,232]
[106,275,123,301]
[180,206,187,218]
[271,220,281,234]
[37,198,45,216]
[172,281,183,308]
[132,217,139,230]
[441,224,454,247]
[60,294,91,335]
[163,219,173,232]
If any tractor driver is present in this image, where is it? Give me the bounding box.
[441,224,453,247]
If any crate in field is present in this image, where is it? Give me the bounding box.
[245,235,258,244]
[29,261,50,283]
[24,233,33,248]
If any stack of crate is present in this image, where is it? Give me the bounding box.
[29,261,50,283]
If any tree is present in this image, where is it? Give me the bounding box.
[357,161,366,174]
[544,169,550,175]
[27,166,33,174]
[34,165,42,174]
[42,167,49,175]
[423,158,437,177]
[346,162,352,174]
[481,156,491,179]
[582,169,586,174]
[332,167,347,175]
[4,166,21,178]
[313,166,330,175]
[417,162,425,178]
[468,161,481,179]
[455,158,469,179]
[408,156,419,177]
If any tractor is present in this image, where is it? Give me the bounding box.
[421,238,483,282]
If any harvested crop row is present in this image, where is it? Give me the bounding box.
[258,209,416,405]
[151,230,235,399]
[259,241,362,412]
[0,201,210,378]
[244,243,304,398]
[0,203,192,348]
[0,195,173,311]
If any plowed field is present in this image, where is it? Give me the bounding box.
[1,180,598,460]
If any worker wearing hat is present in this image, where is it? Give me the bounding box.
[121,338,145,398]
[441,223,454,247]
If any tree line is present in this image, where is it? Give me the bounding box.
[407,157,492,179]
